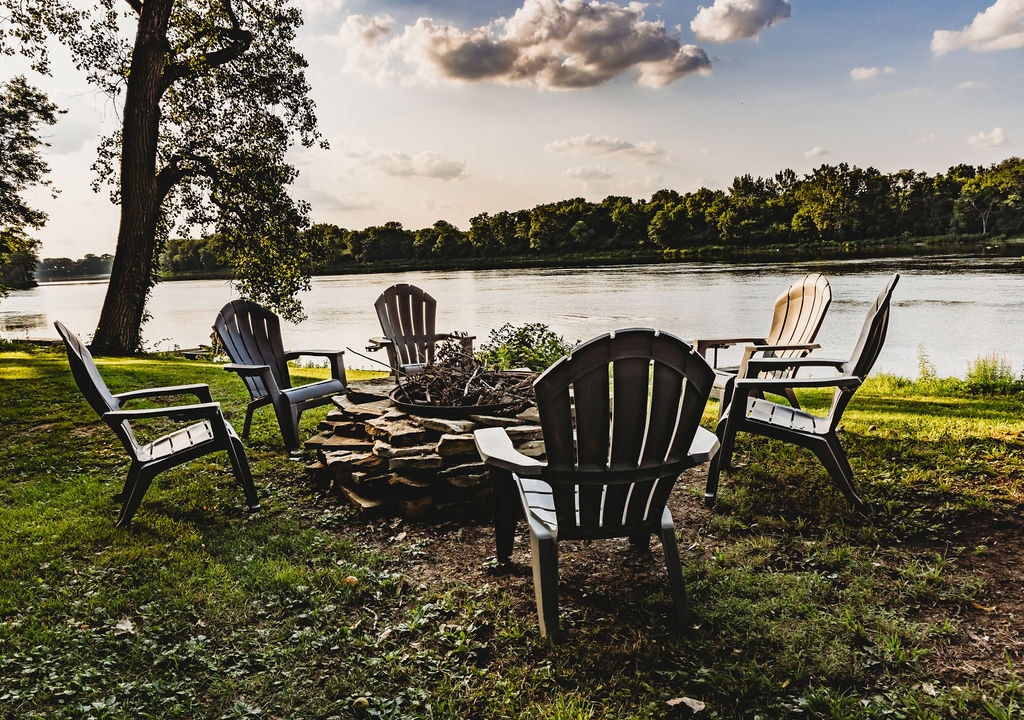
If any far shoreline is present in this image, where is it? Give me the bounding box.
[30,234,1024,285]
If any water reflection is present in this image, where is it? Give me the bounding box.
[2,255,1022,379]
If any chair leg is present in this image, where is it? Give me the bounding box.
[227,432,261,512]
[530,529,560,640]
[815,434,864,509]
[490,468,521,563]
[783,386,802,409]
[273,397,301,452]
[705,378,736,503]
[705,410,736,503]
[659,508,690,627]
[116,465,153,528]
[242,402,258,440]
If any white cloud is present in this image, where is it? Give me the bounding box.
[332,0,712,89]
[932,0,1024,55]
[365,150,467,179]
[563,165,614,181]
[968,127,1009,148]
[957,80,987,90]
[804,146,829,158]
[691,0,791,43]
[850,66,895,81]
[546,134,666,162]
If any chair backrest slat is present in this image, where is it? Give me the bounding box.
[766,273,832,359]
[847,273,900,381]
[214,300,292,396]
[375,284,438,367]
[54,321,119,418]
[533,328,715,536]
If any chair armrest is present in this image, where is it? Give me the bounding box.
[743,342,820,357]
[735,374,862,392]
[739,342,821,374]
[365,336,393,352]
[695,336,767,368]
[473,426,546,477]
[283,350,347,383]
[223,362,272,377]
[688,426,720,464]
[223,363,281,393]
[104,402,223,424]
[114,384,213,405]
[695,336,766,355]
[742,356,847,376]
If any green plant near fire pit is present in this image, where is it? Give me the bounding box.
[476,322,574,372]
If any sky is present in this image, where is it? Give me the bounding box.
[8,0,1024,259]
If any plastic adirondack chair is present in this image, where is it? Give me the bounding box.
[214,300,347,453]
[696,272,832,409]
[705,274,899,509]
[367,283,469,376]
[473,328,720,640]
[54,321,260,527]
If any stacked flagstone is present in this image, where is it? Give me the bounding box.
[304,380,543,520]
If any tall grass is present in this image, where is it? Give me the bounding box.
[1,341,1023,719]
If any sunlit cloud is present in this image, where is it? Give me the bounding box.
[546,134,666,162]
[691,0,791,43]
[365,150,467,179]
[957,80,987,90]
[850,66,895,81]
[332,0,712,89]
[804,146,829,158]
[563,165,614,181]
[932,0,1024,55]
[968,127,1009,148]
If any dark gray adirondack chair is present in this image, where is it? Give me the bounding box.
[705,274,899,509]
[473,328,719,639]
[214,300,347,452]
[696,272,832,409]
[54,321,260,527]
[367,283,466,375]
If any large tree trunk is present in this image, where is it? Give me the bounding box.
[90,0,173,355]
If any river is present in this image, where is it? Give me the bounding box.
[2,255,1022,379]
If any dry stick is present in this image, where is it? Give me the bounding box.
[344,346,422,406]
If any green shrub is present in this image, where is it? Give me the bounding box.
[477,322,573,371]
[964,353,1021,394]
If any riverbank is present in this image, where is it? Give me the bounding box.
[34,233,1024,284]
[1,344,1022,718]
[167,233,1023,281]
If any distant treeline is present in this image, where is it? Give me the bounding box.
[18,157,1024,283]
[35,253,114,281]
[161,158,1024,275]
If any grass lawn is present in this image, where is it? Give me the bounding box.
[1,341,1022,719]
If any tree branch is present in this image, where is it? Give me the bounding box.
[161,0,252,88]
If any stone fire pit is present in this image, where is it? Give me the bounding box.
[304,378,544,520]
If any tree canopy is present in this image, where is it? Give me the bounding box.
[2,0,323,353]
[0,75,60,294]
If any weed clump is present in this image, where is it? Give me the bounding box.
[476,322,573,372]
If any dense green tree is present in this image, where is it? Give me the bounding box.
[414,220,467,260]
[3,0,323,353]
[358,222,414,263]
[602,195,649,250]
[0,75,60,294]
[956,157,1024,235]
[303,223,351,269]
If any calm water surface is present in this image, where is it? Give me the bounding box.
[3,255,1021,379]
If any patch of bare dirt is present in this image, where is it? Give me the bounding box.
[324,467,1024,690]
